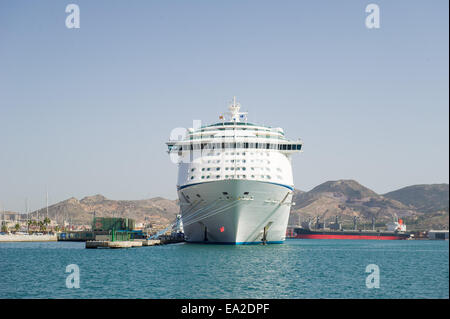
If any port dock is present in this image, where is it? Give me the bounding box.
[85,239,176,249]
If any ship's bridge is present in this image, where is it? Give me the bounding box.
[167,97,302,154]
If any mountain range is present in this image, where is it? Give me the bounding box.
[289,180,448,230]
[18,180,449,231]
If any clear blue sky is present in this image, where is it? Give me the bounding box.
[0,0,448,212]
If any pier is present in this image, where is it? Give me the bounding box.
[85,239,179,249]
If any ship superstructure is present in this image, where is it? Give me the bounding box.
[167,97,302,244]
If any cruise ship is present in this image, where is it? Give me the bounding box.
[166,98,302,244]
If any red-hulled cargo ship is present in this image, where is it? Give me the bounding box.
[286,227,410,240]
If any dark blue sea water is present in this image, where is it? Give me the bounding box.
[0,239,448,299]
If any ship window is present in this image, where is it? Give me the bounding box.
[216,167,220,170]
[244,143,249,148]
[222,192,228,195]
[242,152,246,156]
[225,167,229,170]
[287,145,292,150]
[297,144,302,150]
[242,175,246,178]
[242,167,246,171]
[236,167,240,170]
[217,160,220,163]
[225,175,229,178]
[230,167,234,170]
[231,160,234,163]
[202,168,205,171]
[242,160,246,163]
[201,176,205,179]
[207,176,210,179]
[251,175,255,178]
[216,175,220,178]
[266,175,271,179]
[190,176,194,180]
[191,168,195,172]
[196,194,201,198]
[244,192,249,195]
[207,168,211,171]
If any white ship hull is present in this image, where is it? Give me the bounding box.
[178,179,293,244]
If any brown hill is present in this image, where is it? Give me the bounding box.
[30,194,179,227]
[290,180,422,229]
